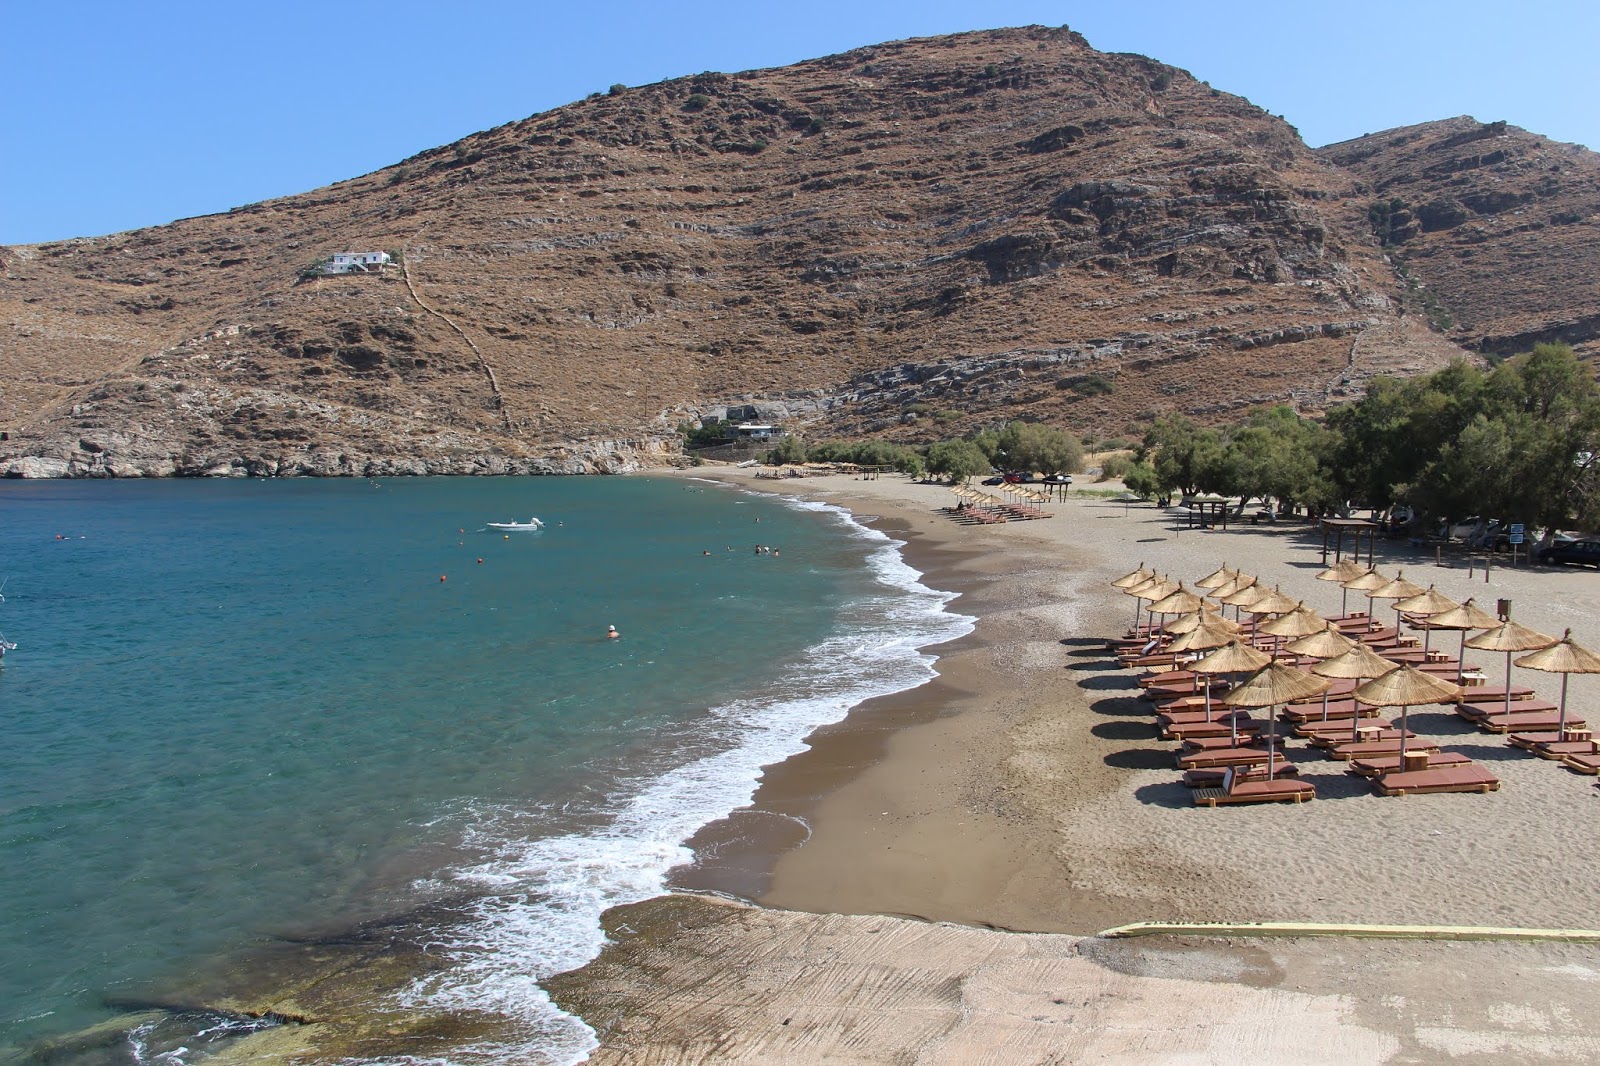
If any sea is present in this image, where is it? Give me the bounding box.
[0,474,972,1064]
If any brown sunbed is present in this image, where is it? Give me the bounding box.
[1477,712,1587,735]
[1347,751,1472,777]
[1309,726,1415,749]
[1178,746,1287,770]
[1562,752,1600,775]
[1373,763,1500,796]
[1506,730,1594,755]
[1192,775,1316,807]
[1326,737,1436,761]
[1283,700,1380,723]
[1454,685,1536,702]
[1157,708,1242,727]
[1456,698,1554,721]
[1295,718,1397,741]
[1163,718,1262,741]
[1180,735,1266,752]
[1183,763,1300,787]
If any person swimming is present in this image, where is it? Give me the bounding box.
[607,625,619,640]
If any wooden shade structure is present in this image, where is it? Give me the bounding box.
[1515,629,1600,736]
[1222,663,1332,778]
[1351,665,1463,764]
[1426,598,1503,683]
[1466,620,1559,717]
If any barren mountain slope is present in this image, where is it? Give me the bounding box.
[3,26,1463,476]
[1319,117,1600,358]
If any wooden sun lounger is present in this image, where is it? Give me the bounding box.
[1347,751,1472,777]
[1192,776,1316,807]
[1283,700,1381,723]
[1477,712,1586,735]
[1181,735,1266,752]
[1158,708,1242,727]
[1295,718,1397,741]
[1456,698,1552,721]
[1183,764,1299,787]
[1325,737,1435,761]
[1561,752,1600,775]
[1163,718,1262,741]
[1525,739,1600,759]
[1374,763,1500,796]
[1178,746,1290,770]
[1454,685,1535,701]
[1309,727,1415,749]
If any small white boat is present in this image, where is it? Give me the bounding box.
[488,517,545,531]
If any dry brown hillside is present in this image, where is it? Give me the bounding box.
[1318,117,1600,360]
[5,26,1583,477]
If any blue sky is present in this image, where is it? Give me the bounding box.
[4,0,1595,244]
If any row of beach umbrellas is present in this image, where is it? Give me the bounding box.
[1113,559,1600,769]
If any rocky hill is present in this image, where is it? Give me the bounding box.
[1318,118,1600,359]
[2,25,1593,477]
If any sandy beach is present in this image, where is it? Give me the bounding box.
[549,468,1600,1064]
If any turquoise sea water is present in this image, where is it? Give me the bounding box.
[0,476,970,1063]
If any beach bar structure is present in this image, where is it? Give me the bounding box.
[1180,495,1232,531]
[1320,517,1379,567]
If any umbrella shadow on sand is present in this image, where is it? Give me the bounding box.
[1092,720,1157,742]
[1089,695,1148,718]
[1131,780,1195,809]
[1104,747,1174,771]
[1078,674,1140,691]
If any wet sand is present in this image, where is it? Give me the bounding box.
[552,469,1600,1064]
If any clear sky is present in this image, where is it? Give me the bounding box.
[4,0,1595,245]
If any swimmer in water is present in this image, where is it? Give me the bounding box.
[607,625,619,639]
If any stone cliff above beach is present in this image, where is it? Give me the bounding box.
[3,26,1597,477]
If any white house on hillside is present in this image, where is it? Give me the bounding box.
[321,251,392,275]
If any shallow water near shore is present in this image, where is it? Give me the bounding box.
[0,475,970,1063]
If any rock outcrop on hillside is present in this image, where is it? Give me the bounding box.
[2,26,1592,477]
[1318,118,1600,359]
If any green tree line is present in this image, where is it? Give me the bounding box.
[1123,343,1600,539]
[722,420,1086,482]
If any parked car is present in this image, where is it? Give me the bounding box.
[981,475,1005,485]
[1538,538,1600,568]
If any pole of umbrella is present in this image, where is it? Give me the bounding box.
[1397,704,1409,763]
[1458,631,1469,684]
[1351,676,1368,742]
[1504,650,1514,717]
[1266,705,1278,780]
[1558,672,1570,735]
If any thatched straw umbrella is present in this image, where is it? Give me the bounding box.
[1258,604,1330,660]
[1195,563,1236,590]
[1352,665,1463,764]
[1166,619,1243,688]
[1312,644,1402,734]
[1366,570,1427,636]
[1145,584,1207,656]
[1392,585,1462,657]
[1340,567,1391,628]
[1216,580,1265,624]
[1465,620,1559,717]
[1193,640,1273,733]
[1317,558,1369,617]
[1111,563,1151,590]
[1221,663,1332,778]
[1425,599,1502,684]
[1285,626,1357,661]
[1124,574,1177,632]
[1239,585,1300,645]
[1164,606,1236,637]
[1514,629,1600,736]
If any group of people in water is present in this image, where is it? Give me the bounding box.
[699,545,781,557]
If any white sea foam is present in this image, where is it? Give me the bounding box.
[387,494,975,1065]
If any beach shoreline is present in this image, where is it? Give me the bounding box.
[551,466,1600,1064]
